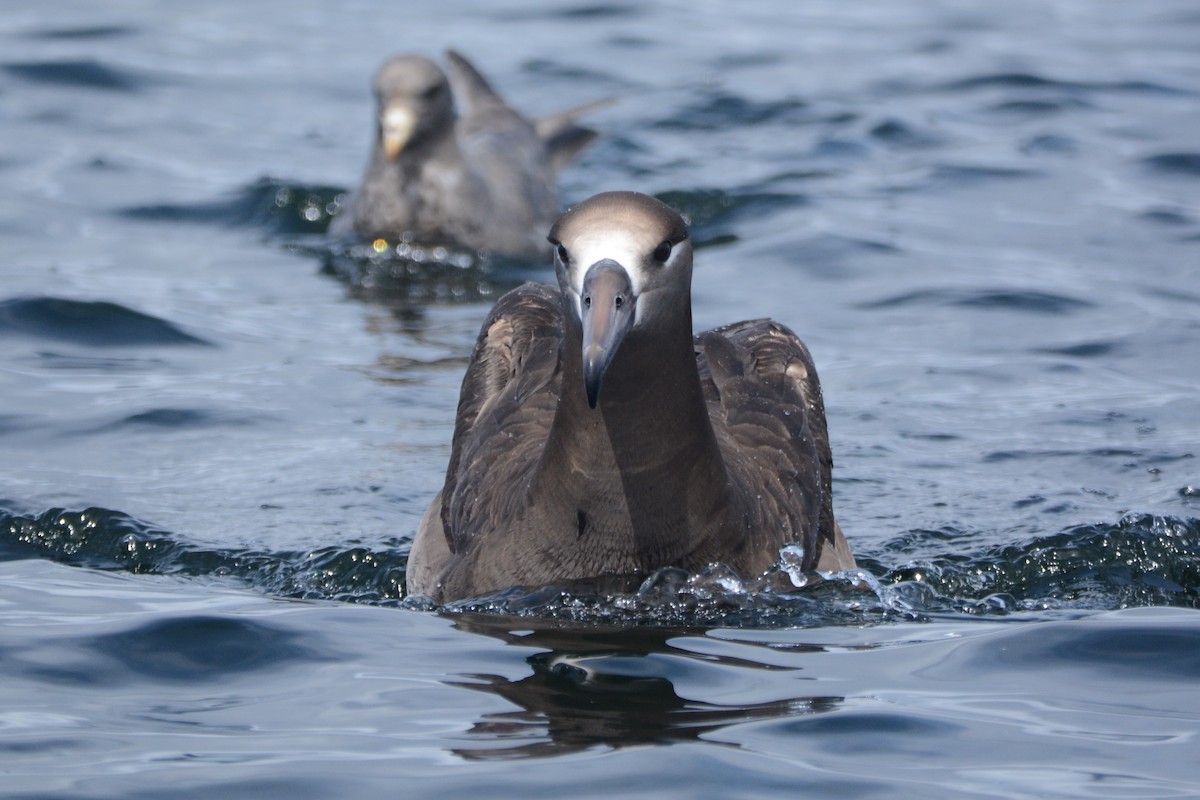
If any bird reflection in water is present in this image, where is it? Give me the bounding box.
[443,614,842,760]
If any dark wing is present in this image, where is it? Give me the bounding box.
[696,319,838,569]
[440,282,563,554]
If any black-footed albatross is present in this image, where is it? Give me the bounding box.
[407,191,856,602]
[330,50,609,260]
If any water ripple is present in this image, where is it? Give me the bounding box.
[89,616,326,682]
[1020,133,1079,156]
[884,515,1200,613]
[22,24,138,41]
[1033,340,1120,358]
[119,176,345,237]
[654,187,804,248]
[16,616,324,687]
[987,97,1092,116]
[85,407,265,434]
[891,163,1043,193]
[653,92,812,131]
[939,72,1190,96]
[1139,207,1194,226]
[1,59,152,92]
[0,507,408,604]
[0,297,211,347]
[4,508,1196,626]
[857,288,1092,314]
[509,3,643,21]
[869,118,943,149]
[1142,152,1200,177]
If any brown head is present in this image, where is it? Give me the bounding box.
[547,192,692,408]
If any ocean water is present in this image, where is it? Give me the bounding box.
[2,1,1199,797]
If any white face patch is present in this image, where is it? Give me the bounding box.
[564,227,685,287]
[555,202,689,324]
[566,228,650,297]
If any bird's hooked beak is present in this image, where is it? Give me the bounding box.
[580,259,636,409]
[380,104,416,161]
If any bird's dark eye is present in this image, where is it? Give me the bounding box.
[653,240,673,263]
[421,83,443,100]
[555,243,569,262]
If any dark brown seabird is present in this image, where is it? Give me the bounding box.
[407,191,856,602]
[330,50,608,260]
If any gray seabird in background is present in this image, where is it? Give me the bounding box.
[407,191,857,602]
[330,50,609,261]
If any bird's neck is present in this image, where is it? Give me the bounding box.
[534,309,732,559]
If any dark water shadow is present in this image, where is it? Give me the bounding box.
[22,24,138,41]
[442,613,842,759]
[0,297,212,347]
[92,616,325,684]
[1,58,156,92]
[857,287,1093,315]
[1142,152,1200,178]
[886,163,1043,194]
[495,3,644,22]
[869,117,946,149]
[652,90,813,132]
[6,612,331,690]
[933,71,1193,99]
[80,406,269,436]
[655,187,806,250]
[919,611,1200,687]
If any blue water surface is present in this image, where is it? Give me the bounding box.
[2,1,1199,797]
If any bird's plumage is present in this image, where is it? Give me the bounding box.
[407,192,854,602]
[330,50,607,260]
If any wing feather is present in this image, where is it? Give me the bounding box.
[439,282,563,553]
[697,319,838,564]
